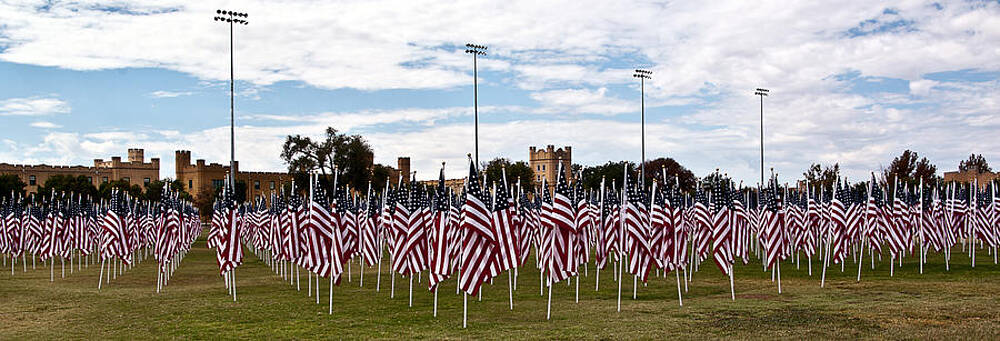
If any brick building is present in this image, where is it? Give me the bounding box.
[0,148,160,194]
[175,150,413,200]
[529,145,572,188]
[943,169,998,188]
[417,178,466,195]
[174,150,292,200]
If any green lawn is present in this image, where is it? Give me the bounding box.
[2,235,1000,340]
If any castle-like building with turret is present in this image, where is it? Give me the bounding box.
[1,146,564,197]
[529,145,572,187]
[0,148,160,194]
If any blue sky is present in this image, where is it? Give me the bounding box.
[1,0,999,184]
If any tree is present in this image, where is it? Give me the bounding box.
[36,175,98,199]
[883,150,937,187]
[483,158,535,191]
[214,180,248,204]
[959,154,992,174]
[579,161,631,191]
[641,157,696,193]
[194,185,216,222]
[371,164,394,189]
[98,180,142,199]
[281,127,377,192]
[802,163,840,192]
[699,171,734,192]
[145,178,189,201]
[0,174,26,199]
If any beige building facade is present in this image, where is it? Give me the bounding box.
[529,145,572,188]
[0,148,160,194]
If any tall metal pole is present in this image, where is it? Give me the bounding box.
[215,10,247,189]
[474,53,479,167]
[640,77,645,187]
[633,69,652,187]
[754,88,769,187]
[229,18,235,189]
[465,43,487,167]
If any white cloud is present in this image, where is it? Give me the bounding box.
[909,79,937,96]
[529,87,633,115]
[149,90,194,98]
[29,121,60,128]
[1,1,993,95]
[2,0,1000,184]
[0,96,70,116]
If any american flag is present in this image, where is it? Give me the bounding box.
[428,167,454,289]
[359,185,382,267]
[792,190,815,259]
[157,191,182,272]
[670,183,690,270]
[23,204,43,256]
[865,177,887,257]
[100,190,129,264]
[458,159,498,296]
[974,185,997,249]
[217,187,243,275]
[390,184,409,275]
[516,188,535,268]
[622,171,652,283]
[710,176,733,276]
[731,186,751,264]
[305,178,343,279]
[922,184,943,252]
[4,197,23,258]
[650,180,670,270]
[336,188,359,262]
[546,163,577,284]
[885,182,909,257]
[492,170,520,273]
[828,180,850,264]
[691,186,712,262]
[991,183,1000,246]
[573,180,592,272]
[597,180,620,270]
[760,182,785,270]
[394,181,429,276]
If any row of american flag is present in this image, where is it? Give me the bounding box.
[201,157,1000,327]
[0,188,200,291]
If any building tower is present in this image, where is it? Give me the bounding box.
[529,145,572,190]
[398,157,411,183]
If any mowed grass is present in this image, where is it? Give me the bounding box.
[2,234,1000,340]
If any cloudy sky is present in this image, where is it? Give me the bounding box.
[1,0,999,184]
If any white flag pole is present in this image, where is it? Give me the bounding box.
[329,170,339,315]
[98,259,105,290]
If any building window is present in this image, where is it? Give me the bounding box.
[28,175,36,186]
[537,165,540,171]
[87,176,93,183]
[254,180,260,190]
[212,179,224,189]
[102,177,109,183]
[188,180,193,189]
[269,181,275,190]
[542,165,545,171]
[122,177,130,183]
[143,178,151,185]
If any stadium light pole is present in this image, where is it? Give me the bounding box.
[214,9,249,188]
[465,43,487,167]
[633,69,652,187]
[754,88,769,187]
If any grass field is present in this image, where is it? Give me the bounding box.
[3,234,1000,340]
